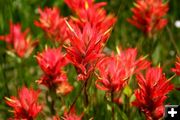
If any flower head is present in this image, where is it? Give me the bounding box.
[5,86,42,119]
[34,7,67,43]
[65,21,109,81]
[36,47,67,76]
[117,48,151,77]
[36,47,73,94]
[0,22,37,57]
[172,56,180,76]
[127,0,169,37]
[95,54,127,92]
[65,0,116,35]
[63,107,83,120]
[95,48,150,92]
[133,67,174,120]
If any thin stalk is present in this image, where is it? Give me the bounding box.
[111,91,115,120]
[1,53,10,96]
[166,27,180,55]
[68,80,86,113]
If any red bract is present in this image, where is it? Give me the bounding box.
[96,48,150,92]
[65,0,116,35]
[65,21,109,81]
[34,7,67,43]
[127,0,169,37]
[133,67,174,120]
[0,22,37,57]
[95,54,127,92]
[63,107,83,120]
[5,86,42,120]
[172,56,180,76]
[117,48,151,77]
[36,47,73,95]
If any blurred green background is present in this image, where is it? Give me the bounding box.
[0,0,179,119]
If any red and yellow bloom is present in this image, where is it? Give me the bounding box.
[5,86,42,120]
[133,67,174,120]
[127,0,169,37]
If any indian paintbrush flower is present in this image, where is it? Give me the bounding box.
[96,48,150,92]
[34,7,68,43]
[5,86,42,120]
[36,47,73,95]
[0,21,38,58]
[172,56,180,76]
[65,0,116,35]
[127,0,169,37]
[133,67,174,120]
[65,21,109,81]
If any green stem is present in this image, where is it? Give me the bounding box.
[1,53,10,96]
[166,27,180,55]
[111,91,115,120]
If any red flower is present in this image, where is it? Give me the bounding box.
[172,56,180,76]
[53,107,83,120]
[95,54,127,92]
[117,48,151,77]
[36,47,73,95]
[133,67,174,120]
[95,48,150,92]
[34,7,67,43]
[65,0,116,35]
[5,86,42,120]
[65,21,109,81]
[127,0,169,36]
[63,107,83,120]
[0,22,37,57]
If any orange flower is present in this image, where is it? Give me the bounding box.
[133,67,174,120]
[0,22,37,57]
[5,86,42,120]
[127,0,169,37]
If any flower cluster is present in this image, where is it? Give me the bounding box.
[2,0,177,119]
[34,7,68,43]
[36,47,73,95]
[127,0,169,36]
[0,22,37,57]
[133,67,174,120]
[5,86,42,120]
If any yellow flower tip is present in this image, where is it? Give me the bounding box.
[116,46,121,55]
[140,54,149,60]
[4,97,15,103]
[103,27,112,36]
[70,16,78,21]
[157,63,161,68]
[8,110,15,113]
[85,1,89,10]
[133,2,139,8]
[168,74,176,81]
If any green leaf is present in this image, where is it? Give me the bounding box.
[123,85,132,97]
